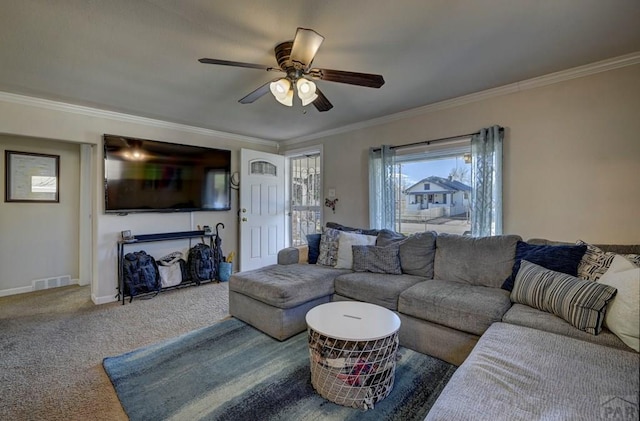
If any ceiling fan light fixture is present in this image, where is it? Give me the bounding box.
[297,78,318,106]
[290,28,325,69]
[270,78,293,106]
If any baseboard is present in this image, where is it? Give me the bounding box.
[0,278,82,298]
[0,285,33,297]
[92,293,118,305]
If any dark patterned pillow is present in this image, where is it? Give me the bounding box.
[577,240,640,281]
[306,233,322,264]
[511,260,617,335]
[316,228,341,267]
[352,244,402,275]
[502,241,586,291]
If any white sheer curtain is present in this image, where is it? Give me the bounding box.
[368,145,396,230]
[470,126,503,236]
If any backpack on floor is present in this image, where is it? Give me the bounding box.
[122,250,161,297]
[187,243,215,285]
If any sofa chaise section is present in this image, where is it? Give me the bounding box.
[425,322,640,421]
[229,263,350,340]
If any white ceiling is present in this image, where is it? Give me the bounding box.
[1,0,639,142]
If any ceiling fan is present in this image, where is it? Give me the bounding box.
[199,27,385,112]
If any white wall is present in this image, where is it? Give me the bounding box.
[284,63,640,244]
[0,136,80,294]
[0,95,277,303]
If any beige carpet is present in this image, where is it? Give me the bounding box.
[0,282,230,421]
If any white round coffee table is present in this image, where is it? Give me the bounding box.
[305,301,401,410]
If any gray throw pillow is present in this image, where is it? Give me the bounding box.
[376,229,406,246]
[352,244,402,275]
[398,231,437,278]
[511,260,618,335]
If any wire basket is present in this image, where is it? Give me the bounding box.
[308,327,399,410]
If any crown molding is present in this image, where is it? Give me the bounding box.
[2,51,638,148]
[0,91,277,147]
[283,51,640,146]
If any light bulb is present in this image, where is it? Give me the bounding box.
[270,78,293,106]
[296,78,318,106]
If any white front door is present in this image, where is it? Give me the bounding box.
[239,149,285,271]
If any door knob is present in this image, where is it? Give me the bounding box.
[242,217,248,222]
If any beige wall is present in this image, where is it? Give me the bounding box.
[1,61,638,302]
[0,136,80,292]
[0,96,277,302]
[285,64,640,244]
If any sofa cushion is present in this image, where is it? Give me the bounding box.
[398,280,512,336]
[334,272,425,310]
[502,304,631,351]
[352,244,402,275]
[502,241,587,291]
[400,232,438,278]
[375,229,406,246]
[229,263,350,309]
[377,230,437,278]
[434,234,520,288]
[510,260,617,335]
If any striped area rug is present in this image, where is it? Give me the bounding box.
[103,318,455,421]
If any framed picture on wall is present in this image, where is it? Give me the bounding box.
[5,150,60,203]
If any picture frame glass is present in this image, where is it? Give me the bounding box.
[5,151,60,202]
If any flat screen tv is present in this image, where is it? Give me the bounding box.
[103,134,231,214]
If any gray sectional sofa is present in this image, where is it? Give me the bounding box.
[228,225,639,419]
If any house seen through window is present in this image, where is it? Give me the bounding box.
[395,145,472,236]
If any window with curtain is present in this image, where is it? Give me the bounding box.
[369,126,503,236]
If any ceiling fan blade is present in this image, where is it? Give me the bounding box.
[290,28,325,70]
[309,68,385,88]
[312,88,333,112]
[199,58,279,71]
[238,81,274,104]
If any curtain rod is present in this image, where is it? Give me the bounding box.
[372,127,504,152]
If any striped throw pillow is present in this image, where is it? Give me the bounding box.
[511,260,618,335]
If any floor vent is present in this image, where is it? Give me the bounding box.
[32,275,72,291]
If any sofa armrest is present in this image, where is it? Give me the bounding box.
[277,245,309,265]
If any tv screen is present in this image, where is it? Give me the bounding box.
[103,135,231,213]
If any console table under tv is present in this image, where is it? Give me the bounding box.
[116,230,217,305]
